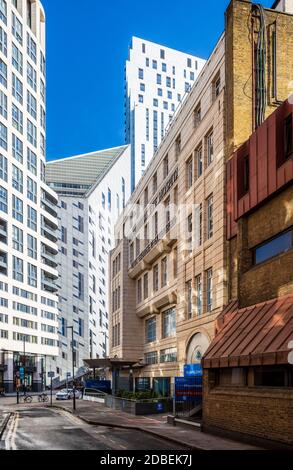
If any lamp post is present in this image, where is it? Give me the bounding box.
[66,326,76,411]
[23,337,26,396]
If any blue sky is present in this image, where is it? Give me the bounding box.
[42,0,273,161]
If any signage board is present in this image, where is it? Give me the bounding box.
[19,367,25,380]
[174,376,202,402]
[48,371,55,378]
[184,364,203,377]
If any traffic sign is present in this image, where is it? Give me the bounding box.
[48,371,54,378]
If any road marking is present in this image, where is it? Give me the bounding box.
[4,412,19,451]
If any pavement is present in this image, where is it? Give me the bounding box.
[1,407,185,450]
[46,398,263,450]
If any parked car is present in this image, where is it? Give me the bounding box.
[56,388,81,400]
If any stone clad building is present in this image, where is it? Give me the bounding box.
[110,34,226,394]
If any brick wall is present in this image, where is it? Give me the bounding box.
[238,185,293,307]
[202,370,293,446]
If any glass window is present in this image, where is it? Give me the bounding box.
[12,13,22,45]
[195,274,202,316]
[0,58,7,87]
[28,263,37,287]
[143,272,148,299]
[146,317,156,343]
[187,280,192,318]
[27,205,37,231]
[254,229,293,265]
[12,134,23,163]
[27,63,37,91]
[161,257,167,287]
[162,308,176,338]
[12,195,23,221]
[160,348,177,363]
[27,33,36,63]
[27,90,37,119]
[13,256,23,282]
[12,73,23,104]
[0,26,7,56]
[0,153,7,182]
[12,44,23,74]
[27,119,37,147]
[144,352,158,366]
[153,377,170,397]
[27,176,37,203]
[186,156,193,189]
[27,148,37,175]
[207,194,213,239]
[0,0,7,25]
[12,104,23,133]
[27,234,37,259]
[138,68,144,79]
[0,184,7,213]
[153,264,159,292]
[206,268,213,312]
[0,122,7,150]
[206,130,214,166]
[0,90,7,119]
[12,164,23,193]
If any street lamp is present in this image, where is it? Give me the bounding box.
[66,326,76,411]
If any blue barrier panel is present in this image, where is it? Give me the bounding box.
[174,376,202,402]
[184,364,203,377]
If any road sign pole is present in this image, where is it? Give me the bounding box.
[50,377,52,407]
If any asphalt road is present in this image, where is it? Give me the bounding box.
[1,407,185,450]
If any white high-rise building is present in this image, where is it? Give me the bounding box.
[125,37,206,191]
[45,146,131,383]
[0,0,59,393]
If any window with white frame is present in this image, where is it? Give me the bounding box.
[0,58,7,87]
[28,263,37,287]
[0,0,7,25]
[12,104,23,133]
[27,205,37,231]
[0,90,7,119]
[12,134,23,163]
[12,164,23,193]
[27,119,37,147]
[12,13,22,45]
[13,256,23,282]
[27,148,37,175]
[27,33,36,64]
[12,225,23,252]
[0,121,7,149]
[12,195,23,222]
[27,234,37,259]
[0,153,7,182]
[0,26,7,56]
[27,176,37,203]
[12,43,23,74]
[0,184,7,213]
[27,62,36,91]
[27,90,37,119]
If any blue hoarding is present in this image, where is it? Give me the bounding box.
[175,376,202,402]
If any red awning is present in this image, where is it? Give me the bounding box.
[203,295,293,369]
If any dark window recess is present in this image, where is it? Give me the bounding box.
[285,113,293,157]
[254,366,292,387]
[237,151,250,199]
[253,228,293,265]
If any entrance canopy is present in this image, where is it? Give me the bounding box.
[203,294,293,369]
[83,358,141,369]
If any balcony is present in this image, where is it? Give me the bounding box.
[128,219,176,280]
[41,217,58,243]
[136,288,177,318]
[0,219,7,244]
[41,195,58,218]
[41,246,58,269]
[41,274,58,293]
[0,251,7,275]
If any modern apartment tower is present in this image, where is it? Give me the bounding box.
[45,146,131,382]
[0,0,59,393]
[125,37,206,191]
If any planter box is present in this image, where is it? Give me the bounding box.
[105,395,173,415]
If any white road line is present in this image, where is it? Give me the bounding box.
[4,413,19,451]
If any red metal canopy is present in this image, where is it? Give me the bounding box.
[203,295,293,368]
